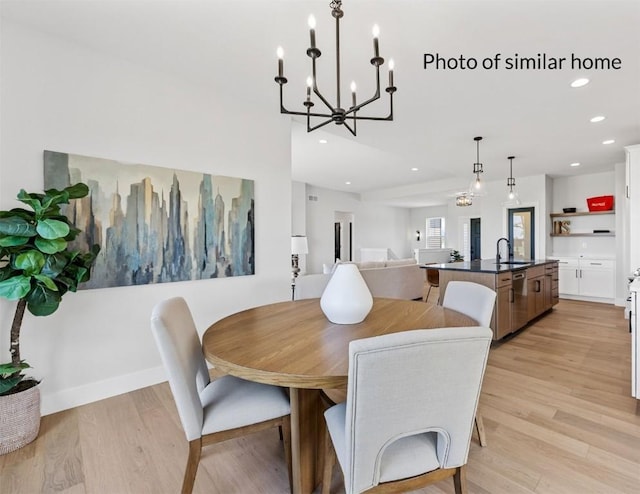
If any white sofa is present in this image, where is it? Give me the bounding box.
[294,259,425,301]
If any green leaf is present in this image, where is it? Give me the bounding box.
[40,190,69,210]
[0,217,37,237]
[0,235,30,247]
[0,375,24,395]
[36,219,70,240]
[26,284,61,316]
[34,275,59,291]
[35,237,67,254]
[0,275,31,300]
[14,250,45,273]
[16,190,43,214]
[65,183,90,199]
[41,253,68,278]
[0,361,30,376]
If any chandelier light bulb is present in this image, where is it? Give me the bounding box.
[389,59,395,70]
[308,15,317,50]
[276,47,284,77]
[306,76,313,101]
[475,178,481,189]
[372,24,380,58]
[509,191,515,200]
[350,81,357,92]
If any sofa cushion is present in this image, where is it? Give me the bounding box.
[385,258,417,267]
[295,261,424,301]
[356,261,386,270]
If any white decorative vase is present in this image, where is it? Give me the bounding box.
[320,263,373,324]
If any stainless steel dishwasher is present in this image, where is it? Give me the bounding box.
[511,269,528,331]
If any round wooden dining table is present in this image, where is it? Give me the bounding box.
[202,297,478,494]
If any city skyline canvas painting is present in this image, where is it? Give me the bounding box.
[43,150,255,289]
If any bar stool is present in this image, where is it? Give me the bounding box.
[425,268,440,303]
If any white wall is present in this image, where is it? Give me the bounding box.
[302,185,411,273]
[0,21,292,414]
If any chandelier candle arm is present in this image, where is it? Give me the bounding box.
[274,0,396,136]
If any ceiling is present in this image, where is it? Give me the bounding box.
[2,0,639,207]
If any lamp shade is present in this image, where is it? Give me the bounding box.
[291,235,309,255]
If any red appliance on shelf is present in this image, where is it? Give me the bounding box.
[586,195,614,212]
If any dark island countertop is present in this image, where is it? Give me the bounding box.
[422,259,557,274]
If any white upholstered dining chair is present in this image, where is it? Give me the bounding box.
[150,297,292,494]
[442,280,496,327]
[321,327,493,494]
[442,280,496,447]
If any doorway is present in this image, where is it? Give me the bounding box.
[470,218,481,260]
[334,211,354,261]
[508,207,535,260]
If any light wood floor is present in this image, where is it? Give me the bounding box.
[1,297,639,494]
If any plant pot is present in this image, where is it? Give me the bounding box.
[0,383,41,455]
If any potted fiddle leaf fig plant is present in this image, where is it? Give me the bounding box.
[0,183,100,454]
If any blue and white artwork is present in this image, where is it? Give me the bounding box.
[44,151,255,289]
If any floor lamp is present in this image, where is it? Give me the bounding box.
[291,235,309,301]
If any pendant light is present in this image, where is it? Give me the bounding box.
[507,156,516,199]
[471,136,484,192]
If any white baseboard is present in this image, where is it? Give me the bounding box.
[559,294,615,304]
[40,366,167,416]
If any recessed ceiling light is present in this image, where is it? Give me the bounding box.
[590,115,605,123]
[345,181,351,185]
[411,167,419,171]
[570,78,589,88]
[319,139,328,144]
[570,162,581,167]
[603,139,615,145]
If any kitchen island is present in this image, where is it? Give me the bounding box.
[426,259,559,339]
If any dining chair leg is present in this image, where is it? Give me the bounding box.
[321,428,336,494]
[475,415,487,447]
[453,465,468,494]
[425,285,432,303]
[181,438,202,494]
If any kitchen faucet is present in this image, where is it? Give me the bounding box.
[496,237,512,264]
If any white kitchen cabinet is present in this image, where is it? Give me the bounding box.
[555,257,615,301]
[557,258,580,295]
[631,278,639,399]
[627,145,640,272]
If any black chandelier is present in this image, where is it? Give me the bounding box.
[274,0,397,136]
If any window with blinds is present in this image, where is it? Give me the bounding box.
[425,217,446,249]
